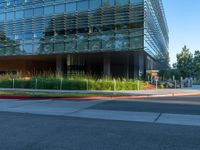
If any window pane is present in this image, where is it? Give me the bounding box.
[66,2,76,13]
[55,4,65,14]
[54,43,64,53]
[65,35,76,52]
[130,0,143,4]
[24,9,33,18]
[115,32,129,49]
[6,12,14,20]
[0,13,5,21]
[89,34,102,50]
[24,44,33,54]
[102,0,114,6]
[77,0,88,11]
[34,7,43,17]
[44,6,54,15]
[15,10,23,19]
[102,32,115,49]
[116,0,129,5]
[90,0,101,10]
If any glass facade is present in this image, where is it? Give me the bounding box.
[0,0,168,66]
[0,0,145,56]
[144,0,169,64]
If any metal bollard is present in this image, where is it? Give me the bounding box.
[155,80,158,90]
[60,78,63,90]
[174,80,176,89]
[12,79,15,89]
[137,80,140,91]
[35,79,38,89]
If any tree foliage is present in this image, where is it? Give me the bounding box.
[193,50,200,79]
[159,46,200,80]
[175,45,193,78]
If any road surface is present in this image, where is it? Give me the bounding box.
[0,95,200,150]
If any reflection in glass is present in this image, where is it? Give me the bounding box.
[77,0,88,11]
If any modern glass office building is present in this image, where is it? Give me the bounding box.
[0,0,168,78]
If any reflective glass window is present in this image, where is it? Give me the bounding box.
[77,34,88,51]
[130,36,143,49]
[0,7,4,13]
[24,33,33,39]
[0,13,5,21]
[33,43,40,54]
[102,32,115,49]
[24,39,33,44]
[34,32,43,38]
[130,0,143,4]
[24,20,32,32]
[54,43,64,53]
[89,0,101,10]
[6,11,14,20]
[102,0,114,6]
[15,0,24,6]
[115,0,129,5]
[0,2,4,7]
[66,2,76,13]
[54,0,65,3]
[43,43,54,53]
[24,0,32,4]
[65,35,76,52]
[24,9,33,18]
[15,10,23,19]
[34,7,44,17]
[115,32,129,49]
[24,44,33,54]
[55,4,65,14]
[44,5,54,15]
[89,34,102,50]
[6,0,14,6]
[77,0,88,11]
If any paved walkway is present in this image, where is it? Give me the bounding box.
[0,98,200,127]
[0,85,200,97]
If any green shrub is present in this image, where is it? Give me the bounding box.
[0,75,146,90]
[14,80,35,89]
[0,80,13,88]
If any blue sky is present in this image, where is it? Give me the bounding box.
[163,0,200,65]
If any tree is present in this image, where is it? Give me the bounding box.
[193,50,200,79]
[176,45,194,78]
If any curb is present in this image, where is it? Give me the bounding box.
[0,91,199,101]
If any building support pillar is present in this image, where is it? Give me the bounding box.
[134,53,139,79]
[103,54,111,76]
[139,52,144,78]
[66,55,71,75]
[134,52,146,79]
[126,54,129,79]
[56,55,64,77]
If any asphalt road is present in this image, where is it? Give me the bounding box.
[90,95,200,115]
[0,95,200,150]
[0,112,200,150]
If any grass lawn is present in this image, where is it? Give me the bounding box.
[0,91,130,98]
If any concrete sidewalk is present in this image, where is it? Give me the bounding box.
[0,99,200,127]
[0,85,199,98]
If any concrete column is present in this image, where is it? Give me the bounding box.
[103,54,111,76]
[139,52,144,77]
[56,55,64,77]
[126,54,129,79]
[133,52,146,79]
[133,53,139,79]
[66,55,71,75]
[85,55,92,75]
